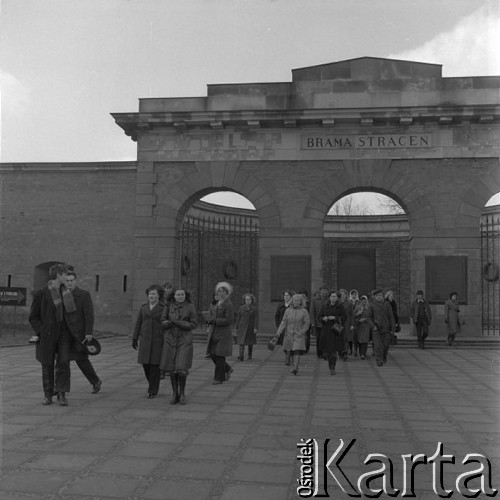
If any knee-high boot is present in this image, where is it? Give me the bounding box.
[177,373,187,405]
[248,345,253,360]
[169,374,179,405]
[237,345,244,361]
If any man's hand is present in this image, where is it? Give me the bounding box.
[83,335,93,343]
[132,339,138,350]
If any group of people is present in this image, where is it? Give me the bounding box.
[132,280,249,404]
[272,286,465,376]
[29,263,102,407]
[30,264,465,405]
[273,287,398,375]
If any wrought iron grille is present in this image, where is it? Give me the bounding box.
[179,213,259,315]
[481,214,500,336]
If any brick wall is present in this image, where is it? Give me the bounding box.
[0,163,137,332]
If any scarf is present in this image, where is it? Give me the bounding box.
[48,281,76,322]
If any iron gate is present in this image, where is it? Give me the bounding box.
[481,214,500,336]
[179,213,259,315]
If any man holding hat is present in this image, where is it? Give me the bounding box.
[369,288,396,366]
[65,268,102,394]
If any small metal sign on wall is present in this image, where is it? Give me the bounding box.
[0,287,27,307]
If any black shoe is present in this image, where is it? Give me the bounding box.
[58,393,68,406]
[147,393,156,399]
[92,379,102,394]
[169,394,179,405]
[178,394,186,405]
[212,380,223,385]
[225,367,234,381]
[42,396,53,406]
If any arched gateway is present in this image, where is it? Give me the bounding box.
[112,57,500,336]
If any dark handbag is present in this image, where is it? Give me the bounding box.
[395,323,401,333]
[331,322,344,335]
[267,335,279,351]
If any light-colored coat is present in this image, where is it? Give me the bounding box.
[444,299,462,334]
[276,306,310,352]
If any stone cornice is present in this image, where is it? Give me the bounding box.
[0,161,137,172]
[111,104,500,141]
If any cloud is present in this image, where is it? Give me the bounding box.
[0,70,30,116]
[389,3,500,76]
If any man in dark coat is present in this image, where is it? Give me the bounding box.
[411,290,432,349]
[29,263,74,406]
[369,289,396,367]
[65,269,102,394]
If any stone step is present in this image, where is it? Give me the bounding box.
[191,331,500,348]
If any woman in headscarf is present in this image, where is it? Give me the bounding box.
[234,293,258,361]
[160,287,198,405]
[206,281,235,384]
[275,294,310,375]
[354,295,372,360]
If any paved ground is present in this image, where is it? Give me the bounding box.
[0,338,499,499]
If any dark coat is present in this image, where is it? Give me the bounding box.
[67,286,94,361]
[208,298,234,357]
[370,299,396,333]
[411,299,432,324]
[160,301,198,372]
[319,302,347,355]
[29,286,74,365]
[132,302,165,365]
[235,304,258,345]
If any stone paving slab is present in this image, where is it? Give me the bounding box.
[1,338,499,499]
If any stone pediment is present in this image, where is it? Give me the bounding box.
[292,57,443,82]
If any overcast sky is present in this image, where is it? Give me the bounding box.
[1,0,499,206]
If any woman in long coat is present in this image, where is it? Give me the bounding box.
[207,281,235,384]
[235,293,258,361]
[160,288,197,405]
[354,295,372,360]
[345,289,359,356]
[132,284,165,398]
[319,291,348,375]
[275,294,310,375]
[444,291,462,346]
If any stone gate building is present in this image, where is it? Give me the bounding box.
[1,57,499,336]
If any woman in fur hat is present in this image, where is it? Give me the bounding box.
[206,282,235,384]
